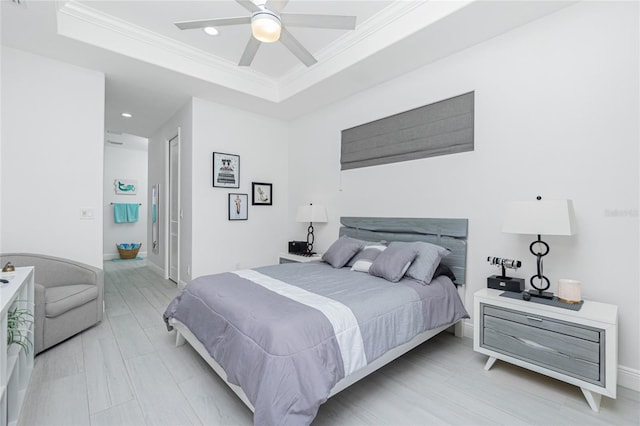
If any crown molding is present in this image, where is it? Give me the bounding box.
[54,0,474,104]
[56,0,280,101]
[278,0,473,100]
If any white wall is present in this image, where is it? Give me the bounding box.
[148,98,289,284]
[288,1,639,375]
[191,97,289,278]
[0,47,105,268]
[103,141,148,259]
[147,100,192,280]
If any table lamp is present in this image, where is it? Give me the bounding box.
[295,203,327,254]
[502,196,576,299]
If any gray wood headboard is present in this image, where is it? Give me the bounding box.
[338,217,468,285]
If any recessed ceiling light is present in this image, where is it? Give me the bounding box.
[121,112,133,118]
[203,27,219,36]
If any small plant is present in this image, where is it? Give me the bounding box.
[7,301,33,355]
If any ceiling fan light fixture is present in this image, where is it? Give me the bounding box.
[203,26,219,36]
[251,10,281,43]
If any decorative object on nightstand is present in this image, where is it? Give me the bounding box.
[295,203,327,254]
[558,278,582,304]
[486,256,524,292]
[502,196,575,299]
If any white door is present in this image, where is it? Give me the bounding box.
[169,135,180,283]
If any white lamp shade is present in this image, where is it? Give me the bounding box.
[502,199,576,236]
[296,204,327,223]
[251,11,281,43]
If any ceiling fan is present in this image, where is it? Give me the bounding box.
[174,0,357,67]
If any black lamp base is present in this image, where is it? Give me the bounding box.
[306,223,315,254]
[527,289,554,299]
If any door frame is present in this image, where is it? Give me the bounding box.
[166,129,180,283]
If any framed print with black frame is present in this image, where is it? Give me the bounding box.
[252,182,272,205]
[213,152,240,188]
[228,193,248,220]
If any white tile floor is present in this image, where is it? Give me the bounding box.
[18,259,640,425]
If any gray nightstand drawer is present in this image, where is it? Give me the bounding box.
[484,316,600,363]
[483,328,601,382]
[484,305,600,342]
[481,304,605,385]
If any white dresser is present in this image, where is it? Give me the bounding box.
[0,267,35,426]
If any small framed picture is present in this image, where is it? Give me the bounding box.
[213,152,240,188]
[114,179,137,195]
[228,193,248,220]
[252,182,272,205]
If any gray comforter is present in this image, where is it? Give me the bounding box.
[163,262,468,426]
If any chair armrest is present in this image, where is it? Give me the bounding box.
[0,253,102,289]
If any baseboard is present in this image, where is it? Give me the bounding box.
[462,319,474,339]
[618,365,640,392]
[465,321,639,391]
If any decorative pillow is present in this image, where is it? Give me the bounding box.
[347,241,387,267]
[392,241,451,285]
[368,244,418,282]
[349,244,386,273]
[321,236,364,268]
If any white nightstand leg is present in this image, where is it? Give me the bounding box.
[580,388,602,412]
[484,356,497,371]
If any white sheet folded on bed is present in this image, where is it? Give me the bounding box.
[232,269,367,375]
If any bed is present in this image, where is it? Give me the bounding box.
[163,217,469,425]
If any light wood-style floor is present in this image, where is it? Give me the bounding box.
[18,259,640,425]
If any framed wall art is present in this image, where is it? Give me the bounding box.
[228,193,248,220]
[114,179,137,195]
[213,152,240,188]
[252,182,272,205]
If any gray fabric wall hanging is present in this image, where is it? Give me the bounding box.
[341,92,474,170]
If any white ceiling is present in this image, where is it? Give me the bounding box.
[1,0,574,138]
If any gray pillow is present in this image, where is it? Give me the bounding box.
[368,244,418,282]
[392,241,450,285]
[322,236,364,268]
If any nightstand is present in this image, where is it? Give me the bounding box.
[473,288,618,412]
[278,253,322,264]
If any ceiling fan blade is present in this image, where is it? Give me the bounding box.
[236,0,261,13]
[279,27,317,67]
[281,14,356,30]
[265,0,289,13]
[239,36,261,66]
[175,17,251,30]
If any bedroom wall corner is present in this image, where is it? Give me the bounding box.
[190,97,289,278]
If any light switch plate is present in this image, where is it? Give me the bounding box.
[80,207,95,220]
